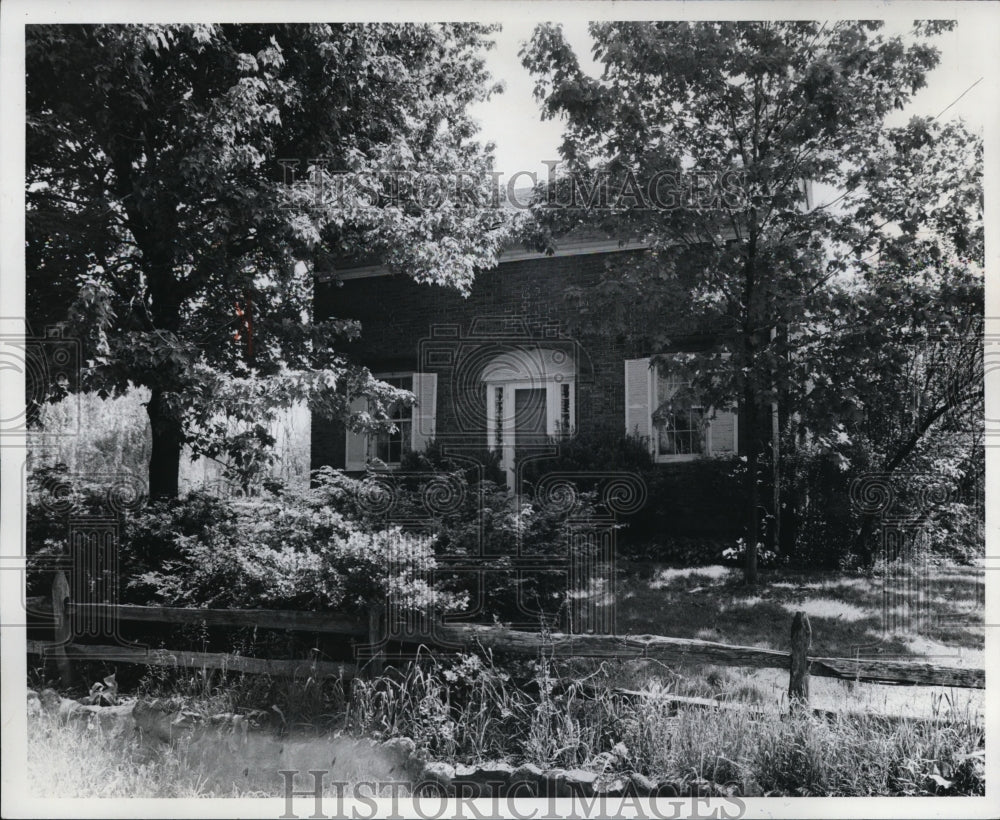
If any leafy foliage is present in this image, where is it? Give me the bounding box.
[129,492,466,616]
[27,23,510,494]
[25,464,466,616]
[26,458,621,625]
[519,427,741,555]
[308,463,616,626]
[520,22,983,572]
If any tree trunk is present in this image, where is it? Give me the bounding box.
[743,385,760,585]
[741,242,759,585]
[147,387,183,498]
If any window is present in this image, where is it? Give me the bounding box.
[624,356,737,462]
[372,375,413,466]
[344,372,437,471]
[652,368,705,458]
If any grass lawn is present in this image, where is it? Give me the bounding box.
[613,560,985,719]
[618,561,984,659]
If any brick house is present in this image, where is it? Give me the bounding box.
[312,236,745,538]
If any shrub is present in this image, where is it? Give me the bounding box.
[130,489,467,618]
[25,463,134,597]
[27,465,467,619]
[310,459,617,627]
[518,426,744,552]
[400,440,506,486]
[781,442,984,569]
[721,538,782,569]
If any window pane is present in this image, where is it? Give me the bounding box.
[374,375,413,465]
[653,362,704,456]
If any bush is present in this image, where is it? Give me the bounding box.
[130,485,467,618]
[28,461,611,627]
[518,426,744,553]
[310,459,617,627]
[400,440,506,486]
[26,465,467,619]
[25,463,133,597]
[781,441,984,569]
[721,538,782,569]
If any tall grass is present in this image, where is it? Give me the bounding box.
[27,653,985,798]
[27,706,216,797]
[343,652,985,795]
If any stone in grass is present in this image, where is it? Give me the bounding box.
[538,768,584,798]
[419,761,456,792]
[452,762,516,797]
[627,772,659,796]
[381,736,415,760]
[510,763,546,796]
[563,768,600,797]
[133,699,199,743]
[38,688,62,714]
[380,737,421,778]
[44,689,137,735]
[76,702,136,735]
[684,777,726,797]
[655,779,683,796]
[594,773,628,796]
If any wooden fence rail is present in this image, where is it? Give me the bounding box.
[27,573,985,711]
[27,639,357,679]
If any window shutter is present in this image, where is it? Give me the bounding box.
[708,408,738,455]
[410,372,438,453]
[344,396,369,471]
[624,357,652,449]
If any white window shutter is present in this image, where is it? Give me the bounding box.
[624,357,652,448]
[344,396,369,471]
[410,372,437,453]
[708,408,738,455]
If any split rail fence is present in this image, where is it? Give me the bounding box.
[27,571,985,713]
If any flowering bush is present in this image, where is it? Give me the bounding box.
[26,465,466,618]
[28,457,613,626]
[129,491,467,617]
[310,461,615,626]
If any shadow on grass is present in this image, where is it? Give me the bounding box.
[615,562,984,662]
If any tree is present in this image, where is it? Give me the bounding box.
[787,118,983,563]
[28,23,509,497]
[520,20,975,581]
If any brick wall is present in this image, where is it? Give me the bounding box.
[313,250,649,467]
[312,250,746,539]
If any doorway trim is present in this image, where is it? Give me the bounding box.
[482,347,576,487]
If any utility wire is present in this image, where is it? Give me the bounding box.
[934,77,983,120]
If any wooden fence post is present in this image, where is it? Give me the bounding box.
[51,570,74,687]
[788,611,811,710]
